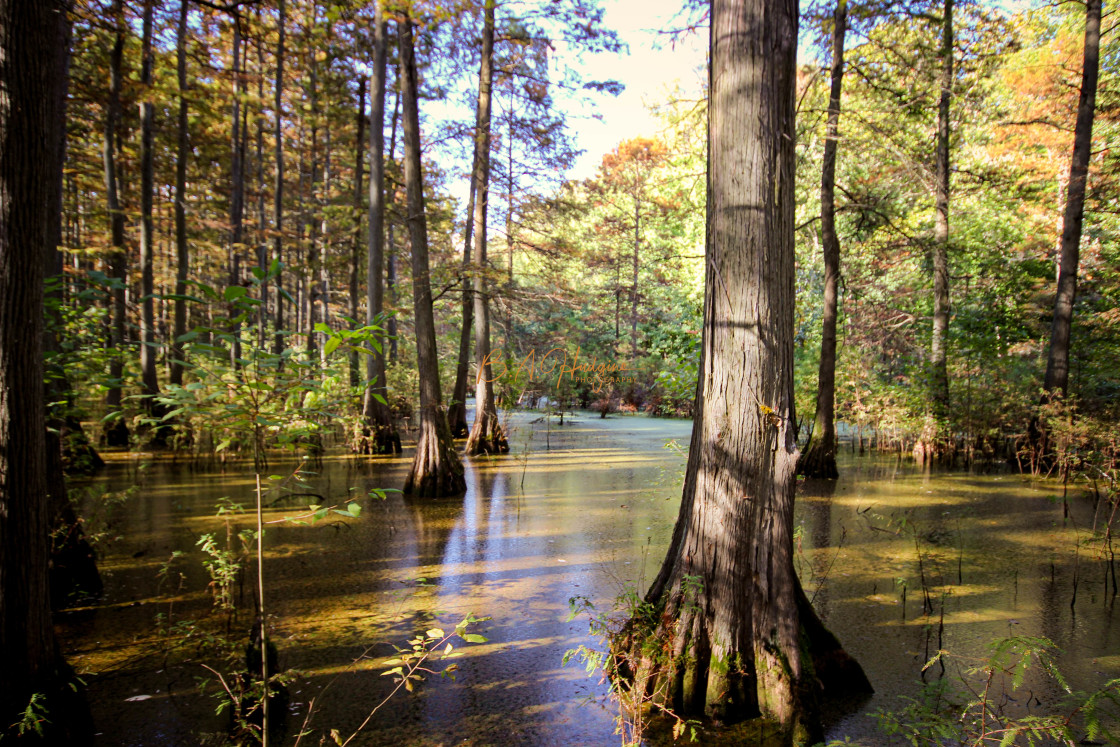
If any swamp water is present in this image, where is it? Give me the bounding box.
[60,412,1119,745]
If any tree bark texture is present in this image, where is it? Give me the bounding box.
[1,0,91,739]
[617,1,867,739]
[102,0,129,447]
[42,0,103,605]
[799,0,846,481]
[447,184,476,439]
[138,0,162,410]
[1043,0,1100,398]
[225,11,246,372]
[171,0,191,386]
[464,0,508,456]
[398,13,465,496]
[361,12,400,454]
[349,76,366,389]
[929,0,952,423]
[272,0,287,356]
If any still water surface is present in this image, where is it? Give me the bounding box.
[61,412,1119,745]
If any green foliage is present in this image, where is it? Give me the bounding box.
[874,637,1120,746]
[564,588,699,747]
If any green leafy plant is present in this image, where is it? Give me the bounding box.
[875,636,1120,746]
[564,589,699,746]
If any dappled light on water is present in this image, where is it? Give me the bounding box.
[61,412,1118,745]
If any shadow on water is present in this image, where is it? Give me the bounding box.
[59,412,1119,745]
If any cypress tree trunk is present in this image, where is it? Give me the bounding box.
[615,1,867,739]
[102,0,129,447]
[399,11,465,495]
[272,0,287,356]
[447,185,476,439]
[798,0,846,480]
[349,77,366,389]
[924,0,953,461]
[1,0,92,739]
[1043,0,1100,399]
[361,10,400,455]
[171,0,191,385]
[138,0,163,426]
[464,0,508,456]
[225,11,246,373]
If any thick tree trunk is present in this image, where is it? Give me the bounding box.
[930,0,952,423]
[171,0,191,386]
[399,12,465,495]
[617,1,867,739]
[798,0,846,481]
[272,0,287,356]
[1,0,92,739]
[361,12,400,455]
[102,0,129,447]
[42,1,102,605]
[1043,0,1100,398]
[464,0,508,456]
[138,0,163,424]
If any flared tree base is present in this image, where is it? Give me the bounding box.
[612,575,870,743]
[447,401,469,439]
[404,414,466,497]
[465,409,509,455]
[796,440,839,479]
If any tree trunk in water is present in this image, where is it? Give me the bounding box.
[399,13,465,495]
[447,185,476,439]
[616,1,868,739]
[225,11,246,373]
[138,0,164,438]
[1,0,93,738]
[42,0,103,605]
[1043,0,1100,399]
[349,77,366,390]
[386,74,401,367]
[928,0,952,442]
[798,0,846,481]
[464,0,507,456]
[272,0,287,356]
[102,0,129,447]
[630,197,640,359]
[361,12,400,455]
[171,0,191,386]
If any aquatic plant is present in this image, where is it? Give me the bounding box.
[874,636,1120,746]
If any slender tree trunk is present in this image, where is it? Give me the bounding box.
[349,77,366,389]
[617,1,867,738]
[102,0,129,447]
[465,0,508,456]
[306,50,320,365]
[362,11,400,454]
[256,26,269,350]
[630,197,640,359]
[171,0,191,386]
[139,0,163,426]
[398,11,465,495]
[929,0,952,429]
[799,0,846,480]
[272,0,287,356]
[1043,0,1100,399]
[447,184,476,439]
[226,11,246,372]
[1,0,92,739]
[386,69,401,366]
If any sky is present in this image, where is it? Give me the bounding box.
[557,0,707,180]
